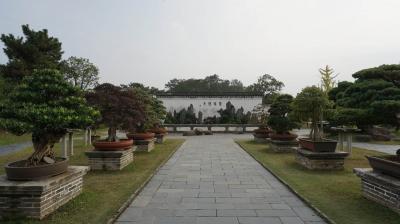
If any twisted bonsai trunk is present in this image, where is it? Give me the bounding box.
[27,132,61,166]
[107,127,119,142]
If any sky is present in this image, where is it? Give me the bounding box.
[1,0,400,95]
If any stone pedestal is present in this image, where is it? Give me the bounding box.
[0,166,88,220]
[270,140,298,153]
[85,148,133,171]
[295,148,349,170]
[155,134,165,144]
[135,139,155,152]
[354,168,400,214]
[254,137,270,143]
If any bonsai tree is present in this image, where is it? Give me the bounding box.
[129,87,166,133]
[329,64,400,131]
[86,83,145,141]
[268,94,299,135]
[291,86,331,140]
[0,69,98,166]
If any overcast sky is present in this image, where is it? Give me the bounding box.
[1,0,400,95]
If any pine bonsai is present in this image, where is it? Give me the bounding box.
[0,69,98,166]
[268,94,298,134]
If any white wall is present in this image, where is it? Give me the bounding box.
[158,96,263,118]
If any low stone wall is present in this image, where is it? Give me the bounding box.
[295,148,349,170]
[354,168,400,214]
[155,134,165,144]
[270,140,298,153]
[0,166,89,220]
[85,148,133,170]
[135,139,155,152]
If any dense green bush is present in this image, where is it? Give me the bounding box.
[0,69,98,165]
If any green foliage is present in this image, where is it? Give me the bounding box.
[86,83,145,141]
[267,94,299,133]
[0,25,63,85]
[129,87,167,132]
[60,56,99,90]
[330,64,400,129]
[0,69,98,163]
[217,102,250,124]
[291,86,331,140]
[246,74,284,104]
[165,74,246,93]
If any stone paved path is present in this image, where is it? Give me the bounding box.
[117,135,325,224]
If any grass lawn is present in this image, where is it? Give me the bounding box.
[1,137,185,224]
[0,131,31,146]
[236,140,400,224]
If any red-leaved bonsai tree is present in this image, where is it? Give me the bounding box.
[86,83,145,141]
[0,69,99,166]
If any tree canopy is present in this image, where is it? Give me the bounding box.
[61,56,99,90]
[86,83,145,141]
[291,86,331,140]
[0,25,63,85]
[268,94,298,134]
[329,64,400,129]
[0,69,98,165]
[165,74,246,93]
[246,74,284,104]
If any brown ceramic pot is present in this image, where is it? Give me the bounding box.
[270,133,298,141]
[367,155,400,178]
[298,138,337,152]
[126,132,155,140]
[92,139,133,151]
[5,157,68,181]
[148,127,167,134]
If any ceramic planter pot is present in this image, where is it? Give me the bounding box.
[270,133,298,141]
[5,157,68,181]
[367,155,400,178]
[148,127,167,135]
[92,139,133,151]
[253,128,272,138]
[126,132,155,140]
[298,138,337,152]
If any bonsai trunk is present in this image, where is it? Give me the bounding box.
[27,133,59,166]
[107,127,119,142]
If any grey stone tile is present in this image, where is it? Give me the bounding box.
[280,217,305,224]
[217,209,257,217]
[175,209,216,217]
[256,209,297,217]
[196,217,239,224]
[238,217,282,224]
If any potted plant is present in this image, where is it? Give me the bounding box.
[291,86,337,152]
[86,83,145,151]
[252,104,272,138]
[367,149,400,178]
[268,94,299,141]
[0,69,98,180]
[126,88,165,141]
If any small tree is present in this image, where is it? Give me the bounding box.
[268,94,298,134]
[291,86,331,140]
[61,56,99,90]
[128,87,166,132]
[0,69,98,166]
[247,74,284,104]
[86,83,145,141]
[319,65,338,94]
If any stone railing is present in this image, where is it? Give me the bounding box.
[163,124,259,133]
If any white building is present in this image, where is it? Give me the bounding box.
[157,92,263,118]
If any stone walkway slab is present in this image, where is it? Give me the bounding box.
[116,135,325,224]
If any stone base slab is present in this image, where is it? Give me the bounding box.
[85,148,133,170]
[0,166,89,220]
[155,134,165,144]
[354,168,400,214]
[295,148,349,170]
[254,137,270,143]
[270,140,298,153]
[135,139,155,152]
